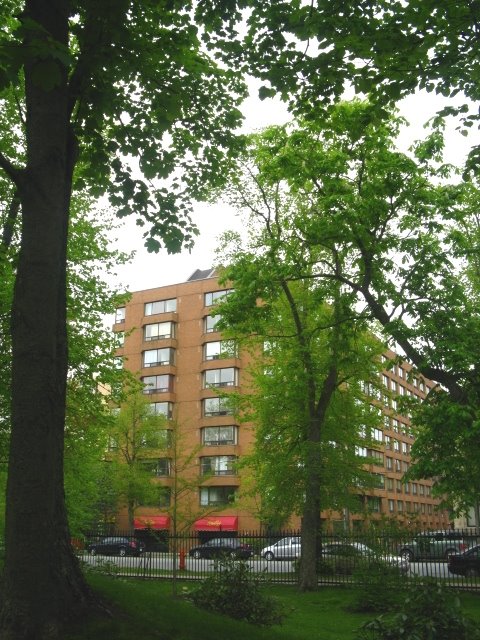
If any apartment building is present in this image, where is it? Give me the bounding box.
[112,269,450,535]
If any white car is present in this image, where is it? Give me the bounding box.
[261,536,301,560]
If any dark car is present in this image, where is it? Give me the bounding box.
[448,545,480,577]
[188,537,253,559]
[398,530,468,561]
[87,536,145,557]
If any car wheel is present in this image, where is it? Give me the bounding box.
[466,567,478,578]
[89,548,97,556]
[192,550,202,559]
[119,547,126,557]
[264,551,274,561]
[400,549,413,562]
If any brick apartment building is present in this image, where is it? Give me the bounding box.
[112,268,450,536]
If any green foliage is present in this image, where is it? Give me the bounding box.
[407,389,480,515]
[350,561,407,613]
[189,557,286,626]
[356,581,480,640]
[222,1,480,173]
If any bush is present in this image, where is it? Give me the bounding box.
[349,560,407,613]
[189,556,286,626]
[356,580,480,640]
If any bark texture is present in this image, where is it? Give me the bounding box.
[0,1,92,637]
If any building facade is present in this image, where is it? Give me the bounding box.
[112,269,450,536]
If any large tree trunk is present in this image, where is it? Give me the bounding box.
[0,1,92,637]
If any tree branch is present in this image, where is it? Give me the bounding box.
[0,151,22,186]
[1,190,21,251]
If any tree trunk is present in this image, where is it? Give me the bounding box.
[0,1,93,637]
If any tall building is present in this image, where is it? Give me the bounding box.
[112,269,450,536]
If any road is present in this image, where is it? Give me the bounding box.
[79,552,469,583]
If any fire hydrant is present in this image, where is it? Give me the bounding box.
[179,549,186,570]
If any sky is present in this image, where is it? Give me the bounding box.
[109,83,473,294]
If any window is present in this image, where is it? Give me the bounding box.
[203,340,236,360]
[143,348,175,367]
[395,459,401,472]
[142,375,174,394]
[398,366,404,378]
[402,441,409,455]
[382,374,389,387]
[144,299,176,315]
[107,436,118,451]
[383,415,390,429]
[115,307,125,323]
[393,439,399,452]
[203,397,233,417]
[388,499,395,512]
[148,402,173,418]
[200,486,236,506]
[203,368,238,388]
[355,446,368,457]
[115,331,125,346]
[391,380,397,392]
[372,428,383,442]
[144,322,175,341]
[202,425,238,446]
[392,419,399,432]
[367,496,381,512]
[204,290,232,307]
[159,487,171,508]
[200,455,237,476]
[419,484,425,496]
[404,482,410,494]
[386,478,394,491]
[204,314,221,333]
[367,449,384,464]
[396,480,402,493]
[399,385,405,396]
[386,457,393,470]
[412,482,418,495]
[384,435,391,450]
[140,458,171,476]
[397,500,404,512]
[141,429,172,448]
[371,473,385,488]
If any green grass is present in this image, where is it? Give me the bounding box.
[65,575,480,640]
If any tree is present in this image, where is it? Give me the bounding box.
[0,190,131,535]
[0,2,247,636]
[406,389,480,525]
[217,101,480,533]
[214,132,386,589]
[231,0,480,172]
[107,390,175,529]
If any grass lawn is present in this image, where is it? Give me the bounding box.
[65,575,480,640]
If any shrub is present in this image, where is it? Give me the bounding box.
[349,560,407,613]
[356,580,480,640]
[189,557,286,626]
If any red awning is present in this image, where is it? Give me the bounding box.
[134,515,170,530]
[194,516,238,531]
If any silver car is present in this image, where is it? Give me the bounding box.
[321,541,410,573]
[261,536,301,560]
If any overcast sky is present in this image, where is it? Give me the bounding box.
[109,83,473,294]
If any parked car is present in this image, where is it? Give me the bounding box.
[188,538,253,559]
[397,530,468,562]
[320,541,410,573]
[448,545,480,577]
[87,536,145,557]
[261,536,301,560]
